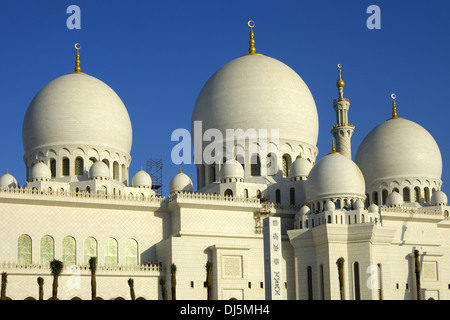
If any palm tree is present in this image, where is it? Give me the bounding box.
[89,257,97,300]
[206,261,213,300]
[336,257,345,300]
[128,278,136,300]
[50,260,64,300]
[37,277,44,300]
[414,250,421,300]
[159,277,168,300]
[1,272,7,300]
[170,263,177,300]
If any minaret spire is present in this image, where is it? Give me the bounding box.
[331,64,355,159]
[337,64,345,99]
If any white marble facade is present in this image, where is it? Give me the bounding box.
[1,27,450,301]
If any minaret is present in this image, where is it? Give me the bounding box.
[331,64,354,159]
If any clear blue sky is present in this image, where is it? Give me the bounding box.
[1,0,450,196]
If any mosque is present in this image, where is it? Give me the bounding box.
[1,22,449,300]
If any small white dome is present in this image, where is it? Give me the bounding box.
[431,190,448,206]
[89,161,110,179]
[30,161,51,181]
[386,191,403,207]
[220,160,244,181]
[169,170,193,194]
[0,171,18,188]
[299,204,311,216]
[289,156,312,179]
[306,152,365,203]
[368,203,379,213]
[132,169,152,188]
[355,199,365,210]
[324,200,335,211]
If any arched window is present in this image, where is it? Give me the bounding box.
[18,234,32,264]
[282,155,291,177]
[105,238,118,266]
[243,189,248,198]
[424,187,430,203]
[250,155,261,177]
[320,264,325,300]
[113,161,119,180]
[256,189,261,199]
[84,237,97,265]
[307,266,313,300]
[224,189,233,197]
[372,191,379,205]
[75,157,84,176]
[62,236,76,266]
[382,190,388,205]
[402,187,410,202]
[415,187,421,202]
[290,187,295,205]
[62,158,70,176]
[40,235,54,265]
[125,239,138,266]
[50,159,56,178]
[276,189,281,204]
[377,264,383,300]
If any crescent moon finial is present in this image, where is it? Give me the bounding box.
[74,43,81,73]
[248,20,255,28]
[338,63,342,69]
[391,93,398,119]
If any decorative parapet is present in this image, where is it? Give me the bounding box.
[381,206,442,216]
[165,191,261,205]
[0,261,163,276]
[0,186,165,205]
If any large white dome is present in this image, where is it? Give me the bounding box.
[355,117,442,186]
[191,54,319,149]
[22,73,132,155]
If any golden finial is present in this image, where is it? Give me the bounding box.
[391,93,398,119]
[327,139,340,155]
[248,20,256,55]
[6,169,8,174]
[179,167,182,173]
[140,165,143,171]
[296,152,303,159]
[74,43,81,73]
[337,64,345,98]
